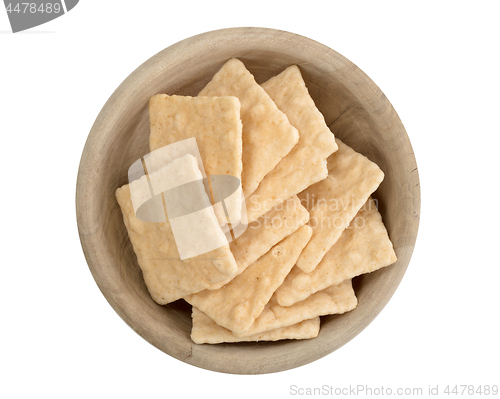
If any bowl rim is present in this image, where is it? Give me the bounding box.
[76,26,420,374]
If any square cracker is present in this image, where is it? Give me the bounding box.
[115,155,237,305]
[276,198,397,307]
[149,94,243,224]
[191,307,320,344]
[208,195,310,290]
[199,58,299,197]
[296,138,384,272]
[184,225,313,335]
[245,65,338,223]
[235,279,357,338]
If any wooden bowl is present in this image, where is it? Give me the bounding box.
[76,27,420,374]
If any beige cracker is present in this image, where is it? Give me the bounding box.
[199,58,299,197]
[115,155,237,305]
[149,94,243,224]
[246,65,338,223]
[208,195,310,290]
[276,198,397,307]
[191,307,320,344]
[185,225,313,335]
[235,279,357,338]
[296,138,384,273]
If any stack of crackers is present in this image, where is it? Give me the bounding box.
[116,59,397,344]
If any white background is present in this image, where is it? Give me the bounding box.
[1,1,499,398]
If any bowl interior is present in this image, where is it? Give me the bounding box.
[76,27,420,374]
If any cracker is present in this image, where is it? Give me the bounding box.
[276,198,397,307]
[208,195,310,290]
[296,139,384,272]
[149,94,243,224]
[246,65,338,222]
[199,58,299,197]
[115,154,237,305]
[235,279,357,337]
[191,307,320,344]
[184,225,313,335]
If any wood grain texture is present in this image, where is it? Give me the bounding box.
[76,27,420,374]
